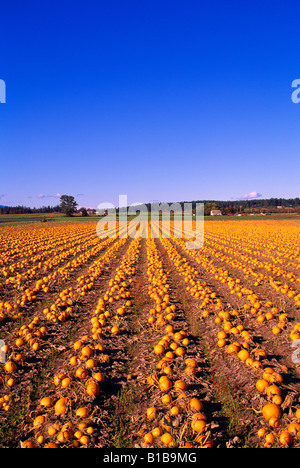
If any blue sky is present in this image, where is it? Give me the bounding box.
[1,0,300,209]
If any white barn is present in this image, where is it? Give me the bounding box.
[210,210,222,216]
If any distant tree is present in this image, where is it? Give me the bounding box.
[204,202,219,216]
[226,205,236,215]
[81,207,88,217]
[60,195,78,217]
[204,203,212,216]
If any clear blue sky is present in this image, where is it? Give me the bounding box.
[1,0,300,209]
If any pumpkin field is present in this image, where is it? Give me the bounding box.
[1,217,300,448]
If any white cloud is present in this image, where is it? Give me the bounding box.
[242,191,262,200]
[37,192,61,199]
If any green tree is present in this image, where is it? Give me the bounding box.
[81,207,88,217]
[60,195,78,217]
[204,202,219,216]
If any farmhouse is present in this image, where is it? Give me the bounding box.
[87,209,96,216]
[210,210,222,216]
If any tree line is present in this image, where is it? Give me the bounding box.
[182,198,300,215]
[0,195,88,217]
[129,197,300,216]
[1,196,299,216]
[179,197,300,210]
[0,205,62,215]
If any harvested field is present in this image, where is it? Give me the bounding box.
[1,218,300,448]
